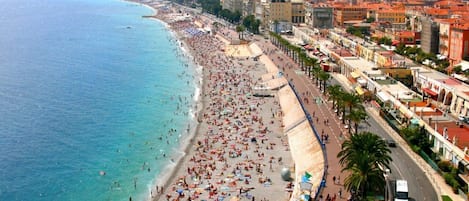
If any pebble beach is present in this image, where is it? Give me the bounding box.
[139,3,297,201]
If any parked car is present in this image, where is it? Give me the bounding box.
[458,115,469,124]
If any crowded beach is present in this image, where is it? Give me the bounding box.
[130,1,325,201]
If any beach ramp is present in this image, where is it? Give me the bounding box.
[249,43,263,58]
[277,86,325,201]
[263,77,288,90]
[286,121,324,200]
[259,55,279,74]
[277,87,306,132]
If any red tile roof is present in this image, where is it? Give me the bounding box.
[397,31,415,38]
[436,121,469,150]
[439,78,462,85]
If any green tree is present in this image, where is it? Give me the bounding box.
[341,93,362,124]
[236,25,245,40]
[400,126,432,153]
[453,65,463,74]
[346,107,368,135]
[318,70,331,93]
[338,132,392,199]
[327,85,343,111]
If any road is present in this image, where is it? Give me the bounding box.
[329,77,438,201]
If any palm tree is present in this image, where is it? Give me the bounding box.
[212,22,219,35]
[311,66,322,86]
[346,107,368,134]
[338,132,392,199]
[318,70,331,93]
[327,85,342,110]
[236,25,245,40]
[304,57,315,77]
[341,93,362,124]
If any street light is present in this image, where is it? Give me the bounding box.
[384,169,390,201]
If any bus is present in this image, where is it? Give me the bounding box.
[394,180,409,201]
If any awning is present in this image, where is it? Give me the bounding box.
[350,71,360,79]
[377,91,390,102]
[399,107,413,118]
[422,88,438,96]
[355,86,365,95]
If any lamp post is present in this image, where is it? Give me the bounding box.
[384,169,390,201]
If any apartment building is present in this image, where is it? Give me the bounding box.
[438,19,457,58]
[421,16,440,54]
[333,6,367,26]
[307,6,333,29]
[449,23,469,65]
[267,0,292,32]
[376,9,406,30]
[222,0,243,13]
[291,0,305,24]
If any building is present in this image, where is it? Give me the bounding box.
[243,0,256,17]
[308,7,333,29]
[222,0,243,13]
[376,9,406,30]
[267,0,292,32]
[421,16,440,54]
[291,0,305,24]
[438,19,457,58]
[394,31,420,45]
[449,23,469,65]
[333,6,367,26]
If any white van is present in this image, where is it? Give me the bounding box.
[394,180,409,201]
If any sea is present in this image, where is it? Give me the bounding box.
[0,0,199,200]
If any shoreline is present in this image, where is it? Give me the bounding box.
[135,2,295,201]
[125,1,208,200]
[126,2,309,201]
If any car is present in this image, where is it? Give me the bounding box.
[386,139,397,147]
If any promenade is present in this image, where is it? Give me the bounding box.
[255,38,351,200]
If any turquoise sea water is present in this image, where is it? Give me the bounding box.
[0,0,197,200]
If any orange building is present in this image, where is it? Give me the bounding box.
[437,18,458,58]
[449,23,469,65]
[394,31,420,45]
[333,5,367,26]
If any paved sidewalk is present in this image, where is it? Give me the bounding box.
[255,40,351,200]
